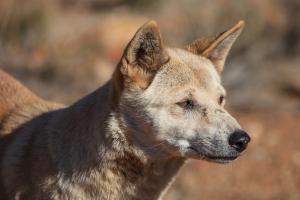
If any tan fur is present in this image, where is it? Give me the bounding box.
[0,70,62,137]
[0,21,248,200]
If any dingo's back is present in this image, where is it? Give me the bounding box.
[0,69,62,137]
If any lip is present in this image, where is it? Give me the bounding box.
[206,156,238,161]
[187,146,239,162]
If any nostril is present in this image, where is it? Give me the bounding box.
[228,130,251,152]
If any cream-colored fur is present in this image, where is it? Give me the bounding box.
[0,20,249,200]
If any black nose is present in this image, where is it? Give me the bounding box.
[228,130,251,152]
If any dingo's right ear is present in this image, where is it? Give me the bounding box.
[120,21,169,89]
[186,20,245,73]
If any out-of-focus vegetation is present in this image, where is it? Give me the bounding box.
[1,0,300,199]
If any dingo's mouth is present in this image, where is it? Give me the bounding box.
[187,146,239,163]
[206,156,238,160]
[205,156,238,164]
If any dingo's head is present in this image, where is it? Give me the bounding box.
[112,20,250,163]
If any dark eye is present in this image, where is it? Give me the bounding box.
[219,95,225,105]
[178,99,195,110]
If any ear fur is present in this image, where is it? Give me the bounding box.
[120,20,169,89]
[186,20,245,73]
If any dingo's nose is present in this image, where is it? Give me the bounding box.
[228,130,250,152]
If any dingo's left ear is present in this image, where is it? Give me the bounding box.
[186,20,245,73]
[120,20,169,89]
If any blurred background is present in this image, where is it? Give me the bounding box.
[0,0,300,199]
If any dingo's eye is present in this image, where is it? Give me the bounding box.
[177,99,195,110]
[219,95,225,105]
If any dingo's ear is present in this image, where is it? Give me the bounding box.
[186,20,245,73]
[120,20,169,89]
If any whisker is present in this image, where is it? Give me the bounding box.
[144,141,167,150]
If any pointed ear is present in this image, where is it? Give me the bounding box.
[120,20,169,89]
[186,20,245,73]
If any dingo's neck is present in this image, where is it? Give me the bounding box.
[50,81,185,200]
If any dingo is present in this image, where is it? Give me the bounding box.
[0,20,250,200]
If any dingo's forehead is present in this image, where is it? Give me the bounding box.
[167,48,219,79]
[143,48,226,105]
[149,48,222,94]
